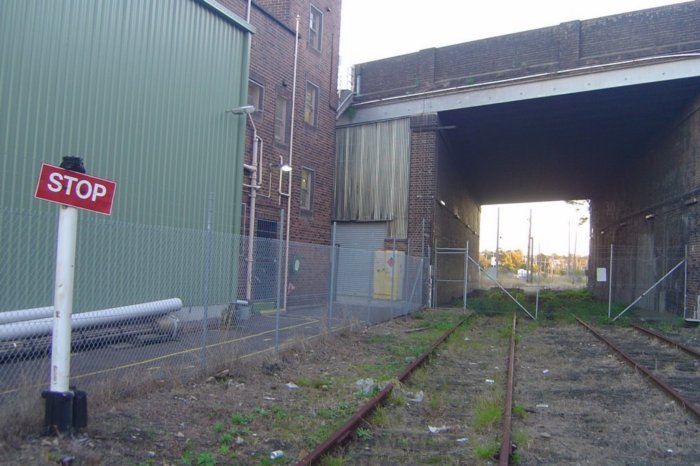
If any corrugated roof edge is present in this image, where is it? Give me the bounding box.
[194,0,256,33]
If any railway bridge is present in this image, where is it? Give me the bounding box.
[335,1,700,311]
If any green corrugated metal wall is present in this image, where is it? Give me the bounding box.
[1,0,250,231]
[0,0,252,311]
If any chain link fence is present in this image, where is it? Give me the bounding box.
[0,208,424,431]
[435,240,690,320]
[589,244,690,319]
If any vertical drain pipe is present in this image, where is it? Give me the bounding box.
[282,15,300,311]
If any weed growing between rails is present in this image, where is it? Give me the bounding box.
[325,314,513,465]
[1,309,471,465]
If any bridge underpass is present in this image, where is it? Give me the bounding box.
[338,54,700,314]
[438,76,700,204]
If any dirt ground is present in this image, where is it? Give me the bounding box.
[514,321,700,466]
[2,310,700,465]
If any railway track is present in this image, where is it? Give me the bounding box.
[576,318,700,420]
[297,313,520,465]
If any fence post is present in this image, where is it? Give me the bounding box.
[404,239,412,316]
[201,192,214,371]
[275,209,285,352]
[608,244,614,320]
[463,241,469,310]
[433,245,438,308]
[366,250,374,323]
[390,237,396,318]
[684,244,688,319]
[327,222,337,329]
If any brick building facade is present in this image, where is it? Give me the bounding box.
[219,0,341,306]
[221,0,340,245]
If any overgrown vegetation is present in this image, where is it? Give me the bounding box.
[459,288,630,324]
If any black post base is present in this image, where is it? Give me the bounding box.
[42,388,88,435]
[42,390,74,436]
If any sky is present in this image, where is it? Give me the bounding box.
[479,201,590,256]
[338,0,685,255]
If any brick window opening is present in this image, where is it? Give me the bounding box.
[248,80,264,113]
[308,6,323,51]
[300,168,313,211]
[274,94,288,144]
[304,81,319,127]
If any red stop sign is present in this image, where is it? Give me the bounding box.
[34,163,117,215]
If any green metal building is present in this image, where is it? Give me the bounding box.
[0,0,252,311]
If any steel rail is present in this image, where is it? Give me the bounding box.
[295,315,470,466]
[631,323,700,359]
[499,313,517,466]
[576,317,700,421]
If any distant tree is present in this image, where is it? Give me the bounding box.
[500,249,525,272]
[478,252,491,270]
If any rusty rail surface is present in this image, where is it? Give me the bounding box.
[499,313,517,466]
[576,317,700,421]
[631,323,700,359]
[295,315,470,466]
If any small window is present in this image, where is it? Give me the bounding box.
[300,168,313,211]
[304,82,319,127]
[274,94,288,144]
[308,6,323,51]
[248,80,264,112]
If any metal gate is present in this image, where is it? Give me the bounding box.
[433,244,469,308]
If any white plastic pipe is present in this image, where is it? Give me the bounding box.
[0,298,182,342]
[0,306,54,324]
[50,205,79,392]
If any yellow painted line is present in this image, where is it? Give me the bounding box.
[260,312,318,322]
[0,318,322,396]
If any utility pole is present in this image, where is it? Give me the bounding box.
[495,207,500,279]
[526,209,533,283]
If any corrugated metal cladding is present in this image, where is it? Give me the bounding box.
[335,222,388,297]
[0,0,251,233]
[334,118,411,238]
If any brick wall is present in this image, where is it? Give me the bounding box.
[221,0,341,246]
[407,114,439,256]
[354,1,700,101]
[408,114,481,304]
[220,0,341,306]
[589,94,700,315]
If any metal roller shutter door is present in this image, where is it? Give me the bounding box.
[335,222,387,297]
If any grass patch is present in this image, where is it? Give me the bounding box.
[473,395,503,431]
[321,455,347,466]
[512,430,528,448]
[356,427,373,441]
[512,404,526,419]
[230,413,253,426]
[296,376,332,389]
[459,288,633,325]
[474,442,499,460]
[369,405,387,426]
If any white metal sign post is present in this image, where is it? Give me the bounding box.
[35,157,116,435]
